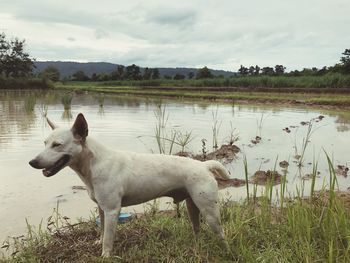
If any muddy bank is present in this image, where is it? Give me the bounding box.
[250,170,283,185]
[176,144,240,163]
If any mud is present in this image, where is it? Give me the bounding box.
[250,136,262,145]
[176,144,240,163]
[279,160,289,169]
[251,170,282,185]
[336,165,349,177]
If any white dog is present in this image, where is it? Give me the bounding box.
[29,113,231,257]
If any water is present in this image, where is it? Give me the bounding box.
[0,90,349,245]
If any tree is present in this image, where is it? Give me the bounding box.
[173,73,185,80]
[196,66,213,79]
[340,49,350,74]
[151,68,160,79]
[0,32,34,77]
[116,65,125,80]
[143,67,152,80]
[238,65,249,76]
[91,73,99,81]
[316,66,328,75]
[125,64,141,80]
[248,66,255,75]
[41,66,60,82]
[188,72,194,79]
[72,70,89,81]
[261,67,275,76]
[254,65,261,75]
[274,65,286,75]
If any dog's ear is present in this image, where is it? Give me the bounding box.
[71,113,88,142]
[46,117,57,130]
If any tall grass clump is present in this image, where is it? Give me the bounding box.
[153,104,194,154]
[88,73,350,89]
[95,94,105,107]
[175,130,194,153]
[24,96,36,113]
[154,104,172,154]
[60,93,73,110]
[243,154,249,203]
[211,107,222,150]
[292,119,321,167]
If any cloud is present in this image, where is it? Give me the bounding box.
[147,8,197,26]
[94,28,109,39]
[0,0,349,70]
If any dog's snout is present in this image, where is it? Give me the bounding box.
[29,159,40,169]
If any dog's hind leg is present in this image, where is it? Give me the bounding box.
[201,202,230,250]
[190,183,230,251]
[186,197,200,236]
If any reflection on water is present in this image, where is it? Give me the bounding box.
[0,90,349,245]
[61,109,72,120]
[335,113,350,132]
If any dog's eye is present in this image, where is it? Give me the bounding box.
[52,142,62,148]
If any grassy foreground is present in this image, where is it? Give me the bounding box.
[2,190,350,262]
[55,80,350,108]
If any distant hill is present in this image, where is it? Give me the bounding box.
[34,61,236,79]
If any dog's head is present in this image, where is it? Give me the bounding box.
[29,113,89,177]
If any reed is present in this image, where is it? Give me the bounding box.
[24,96,36,113]
[60,93,73,110]
[211,107,222,150]
[154,104,169,154]
[243,154,249,202]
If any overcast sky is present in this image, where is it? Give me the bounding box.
[1,0,349,71]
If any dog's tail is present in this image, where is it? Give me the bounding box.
[205,160,246,189]
[205,160,230,180]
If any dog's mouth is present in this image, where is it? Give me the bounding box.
[42,154,71,177]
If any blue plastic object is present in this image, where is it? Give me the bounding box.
[96,212,133,226]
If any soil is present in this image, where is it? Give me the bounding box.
[279,160,289,169]
[336,165,349,177]
[307,190,350,211]
[176,144,240,163]
[251,170,283,185]
[250,136,262,145]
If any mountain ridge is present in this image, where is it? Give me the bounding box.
[33,61,236,78]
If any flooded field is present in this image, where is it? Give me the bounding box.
[0,90,349,245]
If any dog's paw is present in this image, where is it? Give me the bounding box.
[94,238,103,246]
[101,250,111,258]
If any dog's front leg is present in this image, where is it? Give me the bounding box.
[96,205,104,245]
[101,205,121,257]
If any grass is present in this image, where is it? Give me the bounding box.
[211,107,222,150]
[24,96,36,113]
[59,73,350,89]
[60,93,73,110]
[0,77,52,90]
[150,104,194,154]
[55,81,350,108]
[2,153,350,262]
[2,193,350,262]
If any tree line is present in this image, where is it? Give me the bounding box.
[1,32,350,83]
[40,65,214,82]
[70,64,160,81]
[238,49,350,77]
